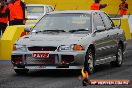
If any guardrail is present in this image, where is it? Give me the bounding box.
[0,26,25,60]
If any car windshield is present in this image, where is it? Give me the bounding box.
[27,6,44,13]
[33,13,91,34]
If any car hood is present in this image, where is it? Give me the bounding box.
[16,33,89,47]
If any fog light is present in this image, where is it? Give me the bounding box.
[61,55,74,64]
[11,55,23,64]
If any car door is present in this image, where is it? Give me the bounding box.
[99,12,118,56]
[92,12,110,60]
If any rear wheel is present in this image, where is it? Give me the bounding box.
[85,49,95,74]
[14,69,29,75]
[110,44,123,67]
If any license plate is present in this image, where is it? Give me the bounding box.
[32,53,49,58]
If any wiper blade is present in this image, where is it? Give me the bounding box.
[69,29,89,33]
[34,30,44,33]
[44,30,66,32]
[35,30,66,33]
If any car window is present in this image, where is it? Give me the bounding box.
[100,12,115,30]
[48,6,54,12]
[33,13,92,34]
[93,12,105,30]
[27,6,44,13]
[45,7,49,12]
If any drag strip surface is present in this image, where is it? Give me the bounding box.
[0,40,132,88]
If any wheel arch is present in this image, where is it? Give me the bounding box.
[118,40,125,52]
[88,44,95,56]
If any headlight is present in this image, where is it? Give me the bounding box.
[13,44,27,52]
[58,44,84,51]
[58,45,72,51]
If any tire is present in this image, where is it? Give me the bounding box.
[14,69,29,75]
[84,49,95,74]
[110,44,123,67]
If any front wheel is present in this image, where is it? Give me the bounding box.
[84,49,95,74]
[110,45,123,67]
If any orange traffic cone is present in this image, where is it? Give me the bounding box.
[81,67,91,86]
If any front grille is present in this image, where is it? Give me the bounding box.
[26,54,56,65]
[28,46,57,51]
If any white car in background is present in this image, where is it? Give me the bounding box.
[26,4,54,25]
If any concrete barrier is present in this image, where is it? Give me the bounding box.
[128,15,132,33]
[121,18,131,40]
[113,18,131,40]
[0,26,25,60]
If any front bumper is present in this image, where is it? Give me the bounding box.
[14,66,82,70]
[12,51,86,69]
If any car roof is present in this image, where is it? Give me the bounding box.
[26,4,53,7]
[48,10,104,14]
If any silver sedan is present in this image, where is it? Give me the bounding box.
[11,10,127,74]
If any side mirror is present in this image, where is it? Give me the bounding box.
[96,26,105,32]
[24,26,31,32]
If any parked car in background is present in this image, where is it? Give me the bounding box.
[11,10,127,74]
[26,4,54,25]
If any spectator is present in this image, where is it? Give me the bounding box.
[8,0,25,25]
[91,0,107,10]
[0,0,8,36]
[119,0,128,16]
